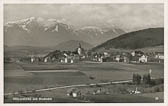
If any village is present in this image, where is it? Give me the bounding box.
[5,43,164,65]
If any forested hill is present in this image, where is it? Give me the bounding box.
[92,28,164,51]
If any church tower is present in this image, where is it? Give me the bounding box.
[77,43,82,55]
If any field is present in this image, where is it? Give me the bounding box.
[4,62,164,103]
[84,94,163,103]
[79,62,164,81]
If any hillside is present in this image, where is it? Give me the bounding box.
[92,28,164,52]
[52,40,93,51]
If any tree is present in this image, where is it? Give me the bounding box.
[133,73,141,85]
[142,73,151,84]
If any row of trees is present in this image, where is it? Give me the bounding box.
[133,73,151,85]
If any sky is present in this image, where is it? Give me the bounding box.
[4,4,164,32]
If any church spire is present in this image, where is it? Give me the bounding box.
[79,43,81,48]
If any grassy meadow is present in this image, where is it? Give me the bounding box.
[4,62,164,103]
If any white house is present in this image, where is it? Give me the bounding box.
[129,87,141,94]
[70,59,74,63]
[72,92,78,98]
[67,88,81,98]
[104,52,109,57]
[31,57,35,63]
[65,57,68,63]
[134,87,141,94]
[139,55,148,63]
[98,56,103,63]
[44,57,48,63]
[131,51,136,56]
[61,59,64,63]
[115,55,120,62]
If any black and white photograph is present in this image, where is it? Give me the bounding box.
[3,3,165,103]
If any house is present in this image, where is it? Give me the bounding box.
[70,59,74,63]
[123,56,129,63]
[129,87,141,94]
[155,52,164,60]
[154,52,164,63]
[92,53,104,62]
[44,57,48,63]
[103,52,110,57]
[67,88,81,98]
[131,51,136,56]
[130,51,145,63]
[98,56,103,63]
[59,53,75,64]
[139,55,148,63]
[60,59,64,63]
[64,57,68,63]
[115,55,120,62]
[134,87,141,94]
[30,57,35,63]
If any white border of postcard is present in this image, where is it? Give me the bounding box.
[0,0,167,106]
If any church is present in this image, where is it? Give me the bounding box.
[76,43,84,55]
[75,43,86,59]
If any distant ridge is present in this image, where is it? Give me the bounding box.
[53,40,93,51]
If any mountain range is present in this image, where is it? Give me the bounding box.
[4,17,164,57]
[4,17,125,47]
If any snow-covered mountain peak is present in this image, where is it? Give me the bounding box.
[4,17,125,46]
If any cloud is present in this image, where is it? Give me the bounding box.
[4,4,163,31]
